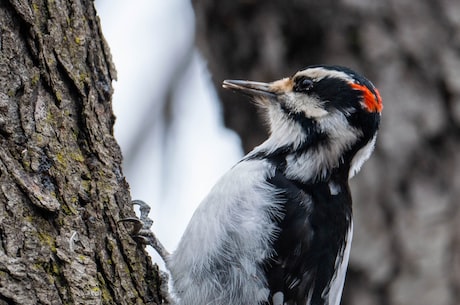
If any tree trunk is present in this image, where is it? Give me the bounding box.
[192,1,460,305]
[0,1,162,304]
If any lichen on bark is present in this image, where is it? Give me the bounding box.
[0,1,163,304]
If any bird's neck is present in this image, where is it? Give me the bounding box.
[249,129,361,183]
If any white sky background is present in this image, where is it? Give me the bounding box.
[95,0,243,263]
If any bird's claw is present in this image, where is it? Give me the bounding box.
[119,200,170,261]
[118,217,144,234]
[118,217,152,244]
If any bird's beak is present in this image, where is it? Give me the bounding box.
[222,80,278,98]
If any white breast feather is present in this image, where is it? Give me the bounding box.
[168,159,283,305]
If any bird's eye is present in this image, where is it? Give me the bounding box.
[294,77,314,93]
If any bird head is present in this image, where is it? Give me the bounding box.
[223,65,382,180]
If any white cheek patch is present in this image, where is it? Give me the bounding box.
[283,93,329,118]
[302,105,328,118]
[326,222,353,305]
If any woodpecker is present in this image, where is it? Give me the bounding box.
[123,65,382,305]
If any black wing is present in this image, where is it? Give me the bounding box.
[263,169,352,305]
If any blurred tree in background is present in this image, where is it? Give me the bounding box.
[192,1,460,304]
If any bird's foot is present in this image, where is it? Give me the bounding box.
[119,200,174,304]
[119,200,170,262]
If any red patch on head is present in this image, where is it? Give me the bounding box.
[350,83,383,113]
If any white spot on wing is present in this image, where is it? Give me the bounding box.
[328,222,353,305]
[288,278,301,289]
[272,291,284,305]
[328,181,341,195]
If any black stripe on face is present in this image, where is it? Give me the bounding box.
[279,102,318,131]
[309,77,361,113]
[278,102,330,149]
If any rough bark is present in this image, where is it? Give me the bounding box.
[0,1,162,304]
[192,1,460,305]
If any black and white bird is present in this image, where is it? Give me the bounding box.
[124,65,382,305]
